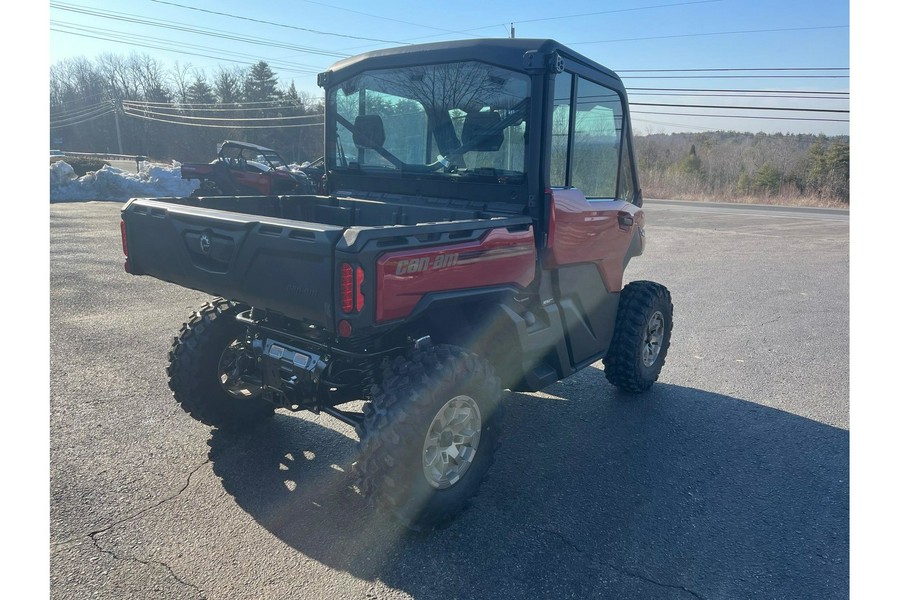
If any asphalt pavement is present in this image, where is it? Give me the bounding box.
[50,199,849,599]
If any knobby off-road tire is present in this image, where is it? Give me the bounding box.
[167,298,274,430]
[355,345,503,531]
[603,281,673,393]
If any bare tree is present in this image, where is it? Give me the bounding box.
[170,61,194,105]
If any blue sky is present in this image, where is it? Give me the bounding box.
[49,0,850,134]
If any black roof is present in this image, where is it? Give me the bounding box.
[321,38,621,87]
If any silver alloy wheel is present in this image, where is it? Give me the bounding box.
[642,310,666,367]
[217,339,262,399]
[422,395,482,489]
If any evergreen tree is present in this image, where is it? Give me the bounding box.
[823,142,850,202]
[284,81,299,103]
[753,163,782,196]
[214,67,243,104]
[187,75,215,104]
[677,144,703,176]
[244,61,280,102]
[806,135,828,187]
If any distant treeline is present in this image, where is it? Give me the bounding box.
[50,53,324,164]
[51,53,848,205]
[634,131,849,205]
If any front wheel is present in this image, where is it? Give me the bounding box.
[354,345,503,531]
[603,281,673,393]
[167,298,274,430]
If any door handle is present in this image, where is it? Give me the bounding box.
[617,214,634,228]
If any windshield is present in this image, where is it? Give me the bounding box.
[330,61,530,179]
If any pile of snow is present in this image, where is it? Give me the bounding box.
[50,160,198,202]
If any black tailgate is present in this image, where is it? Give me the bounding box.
[122,198,344,328]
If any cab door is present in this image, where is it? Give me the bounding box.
[544,71,644,366]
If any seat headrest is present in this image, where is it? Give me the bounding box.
[462,111,504,152]
[353,114,386,149]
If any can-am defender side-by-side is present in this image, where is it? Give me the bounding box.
[121,39,673,531]
[180,140,321,197]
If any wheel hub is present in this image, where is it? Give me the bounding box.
[642,311,665,367]
[217,339,262,399]
[422,395,482,489]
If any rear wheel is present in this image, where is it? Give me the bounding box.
[603,281,673,393]
[167,298,274,429]
[354,345,503,531]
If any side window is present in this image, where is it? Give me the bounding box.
[335,88,359,164]
[550,72,572,188]
[570,77,623,199]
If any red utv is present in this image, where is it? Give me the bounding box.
[180,140,318,196]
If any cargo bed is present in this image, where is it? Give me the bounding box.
[121,193,529,329]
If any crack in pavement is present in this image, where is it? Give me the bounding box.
[52,458,211,549]
[89,532,206,598]
[535,526,706,600]
[52,459,212,597]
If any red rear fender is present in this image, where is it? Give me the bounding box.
[375,227,536,322]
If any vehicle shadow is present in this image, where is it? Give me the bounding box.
[207,368,848,599]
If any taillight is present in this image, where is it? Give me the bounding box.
[120,220,128,256]
[340,262,365,314]
[340,263,354,313]
[355,266,365,311]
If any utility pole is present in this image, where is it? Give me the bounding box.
[112,100,124,155]
[510,23,515,39]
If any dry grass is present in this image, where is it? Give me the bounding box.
[643,189,849,209]
[641,175,848,210]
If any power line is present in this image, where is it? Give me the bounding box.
[51,101,115,119]
[121,103,325,122]
[618,67,848,73]
[50,111,116,128]
[630,109,848,122]
[630,87,848,95]
[629,102,849,113]
[126,98,323,108]
[49,103,116,123]
[623,75,849,79]
[52,20,322,74]
[51,26,289,72]
[50,3,347,59]
[121,102,319,113]
[50,26,320,76]
[571,25,849,45]
[628,92,848,100]
[148,0,408,45]
[51,108,116,129]
[121,108,325,129]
